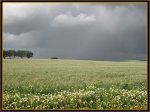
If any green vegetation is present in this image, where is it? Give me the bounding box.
[3,50,33,59]
[50,57,59,59]
[3,59,147,109]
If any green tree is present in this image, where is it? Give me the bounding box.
[16,50,26,58]
[7,50,16,58]
[16,50,33,59]
[14,50,17,58]
[51,57,58,59]
[26,51,33,58]
[3,50,8,58]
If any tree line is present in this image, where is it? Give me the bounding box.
[3,50,33,59]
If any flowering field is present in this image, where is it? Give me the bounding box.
[3,59,147,110]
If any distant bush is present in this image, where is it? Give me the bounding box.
[50,57,58,59]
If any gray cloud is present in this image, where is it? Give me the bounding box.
[51,13,96,27]
[3,3,146,60]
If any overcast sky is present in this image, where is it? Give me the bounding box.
[3,3,146,60]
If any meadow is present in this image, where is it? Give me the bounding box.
[3,59,147,109]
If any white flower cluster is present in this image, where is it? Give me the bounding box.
[3,85,147,109]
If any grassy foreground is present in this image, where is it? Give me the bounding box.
[3,59,147,109]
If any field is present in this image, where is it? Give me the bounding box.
[3,59,147,109]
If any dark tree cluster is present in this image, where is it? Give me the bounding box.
[50,57,58,59]
[3,50,33,59]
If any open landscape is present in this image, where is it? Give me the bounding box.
[3,2,147,110]
[3,59,147,109]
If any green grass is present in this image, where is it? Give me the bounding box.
[3,59,147,109]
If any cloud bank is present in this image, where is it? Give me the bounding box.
[3,3,146,60]
[51,13,96,27]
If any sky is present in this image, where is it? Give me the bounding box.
[3,3,147,60]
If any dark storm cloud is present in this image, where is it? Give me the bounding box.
[3,3,146,60]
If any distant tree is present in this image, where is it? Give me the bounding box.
[14,50,17,58]
[26,51,33,58]
[3,50,34,59]
[3,50,8,58]
[7,50,16,58]
[16,50,26,58]
[51,57,58,59]
[16,50,33,59]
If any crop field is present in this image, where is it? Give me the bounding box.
[3,59,147,109]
